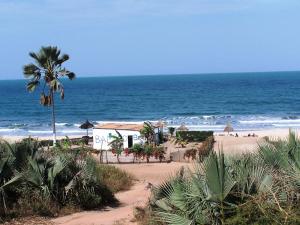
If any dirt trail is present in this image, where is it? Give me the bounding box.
[52,181,149,225]
[52,163,187,225]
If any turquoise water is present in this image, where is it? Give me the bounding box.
[1,71,300,136]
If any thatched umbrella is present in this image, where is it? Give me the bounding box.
[80,120,94,136]
[224,123,234,134]
[156,120,165,128]
[177,124,189,131]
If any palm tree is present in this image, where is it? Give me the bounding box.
[140,121,156,145]
[109,130,124,163]
[23,46,75,145]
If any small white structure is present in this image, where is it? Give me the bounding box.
[93,123,160,150]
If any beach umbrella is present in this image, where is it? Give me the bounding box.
[224,123,234,134]
[177,124,189,131]
[80,120,94,136]
[156,120,165,128]
[156,120,166,131]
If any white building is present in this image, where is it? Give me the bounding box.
[93,123,161,150]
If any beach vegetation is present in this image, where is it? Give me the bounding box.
[108,142,166,164]
[137,131,300,225]
[184,136,215,162]
[0,138,133,222]
[133,144,165,163]
[23,46,75,145]
[173,133,187,148]
[96,164,134,193]
[176,131,214,142]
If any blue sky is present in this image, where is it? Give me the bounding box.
[0,0,300,79]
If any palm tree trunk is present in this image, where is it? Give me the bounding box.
[51,90,57,146]
[106,150,108,164]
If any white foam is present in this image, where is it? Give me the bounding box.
[202,115,215,120]
[239,119,300,124]
[273,124,300,127]
[171,125,224,128]
[95,120,149,125]
[60,130,85,134]
[28,130,53,134]
[55,123,69,126]
[0,128,18,132]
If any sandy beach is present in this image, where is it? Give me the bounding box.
[2,127,297,144]
[213,128,299,154]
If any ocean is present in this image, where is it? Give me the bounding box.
[1,71,300,136]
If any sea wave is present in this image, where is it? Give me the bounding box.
[55,123,75,127]
[273,124,300,127]
[28,130,53,134]
[239,119,300,124]
[60,130,85,134]
[95,120,146,125]
[0,128,20,132]
[1,115,300,137]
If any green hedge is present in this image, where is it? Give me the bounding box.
[176,131,213,142]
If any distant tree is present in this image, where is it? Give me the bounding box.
[23,46,75,145]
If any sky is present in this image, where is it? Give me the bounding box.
[0,0,300,79]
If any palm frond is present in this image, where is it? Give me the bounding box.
[202,151,236,202]
[155,211,193,225]
[48,155,69,189]
[26,80,40,92]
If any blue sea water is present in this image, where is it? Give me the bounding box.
[1,71,300,136]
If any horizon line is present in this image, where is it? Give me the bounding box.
[1,70,299,81]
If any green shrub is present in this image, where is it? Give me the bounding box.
[176,131,213,142]
[18,190,59,217]
[0,138,122,221]
[97,165,134,193]
[75,187,103,210]
[225,201,300,225]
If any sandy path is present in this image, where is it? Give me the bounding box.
[52,181,149,225]
[52,163,187,225]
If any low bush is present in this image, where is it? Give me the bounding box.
[184,136,215,161]
[133,206,158,225]
[97,165,134,193]
[17,190,59,217]
[225,201,300,225]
